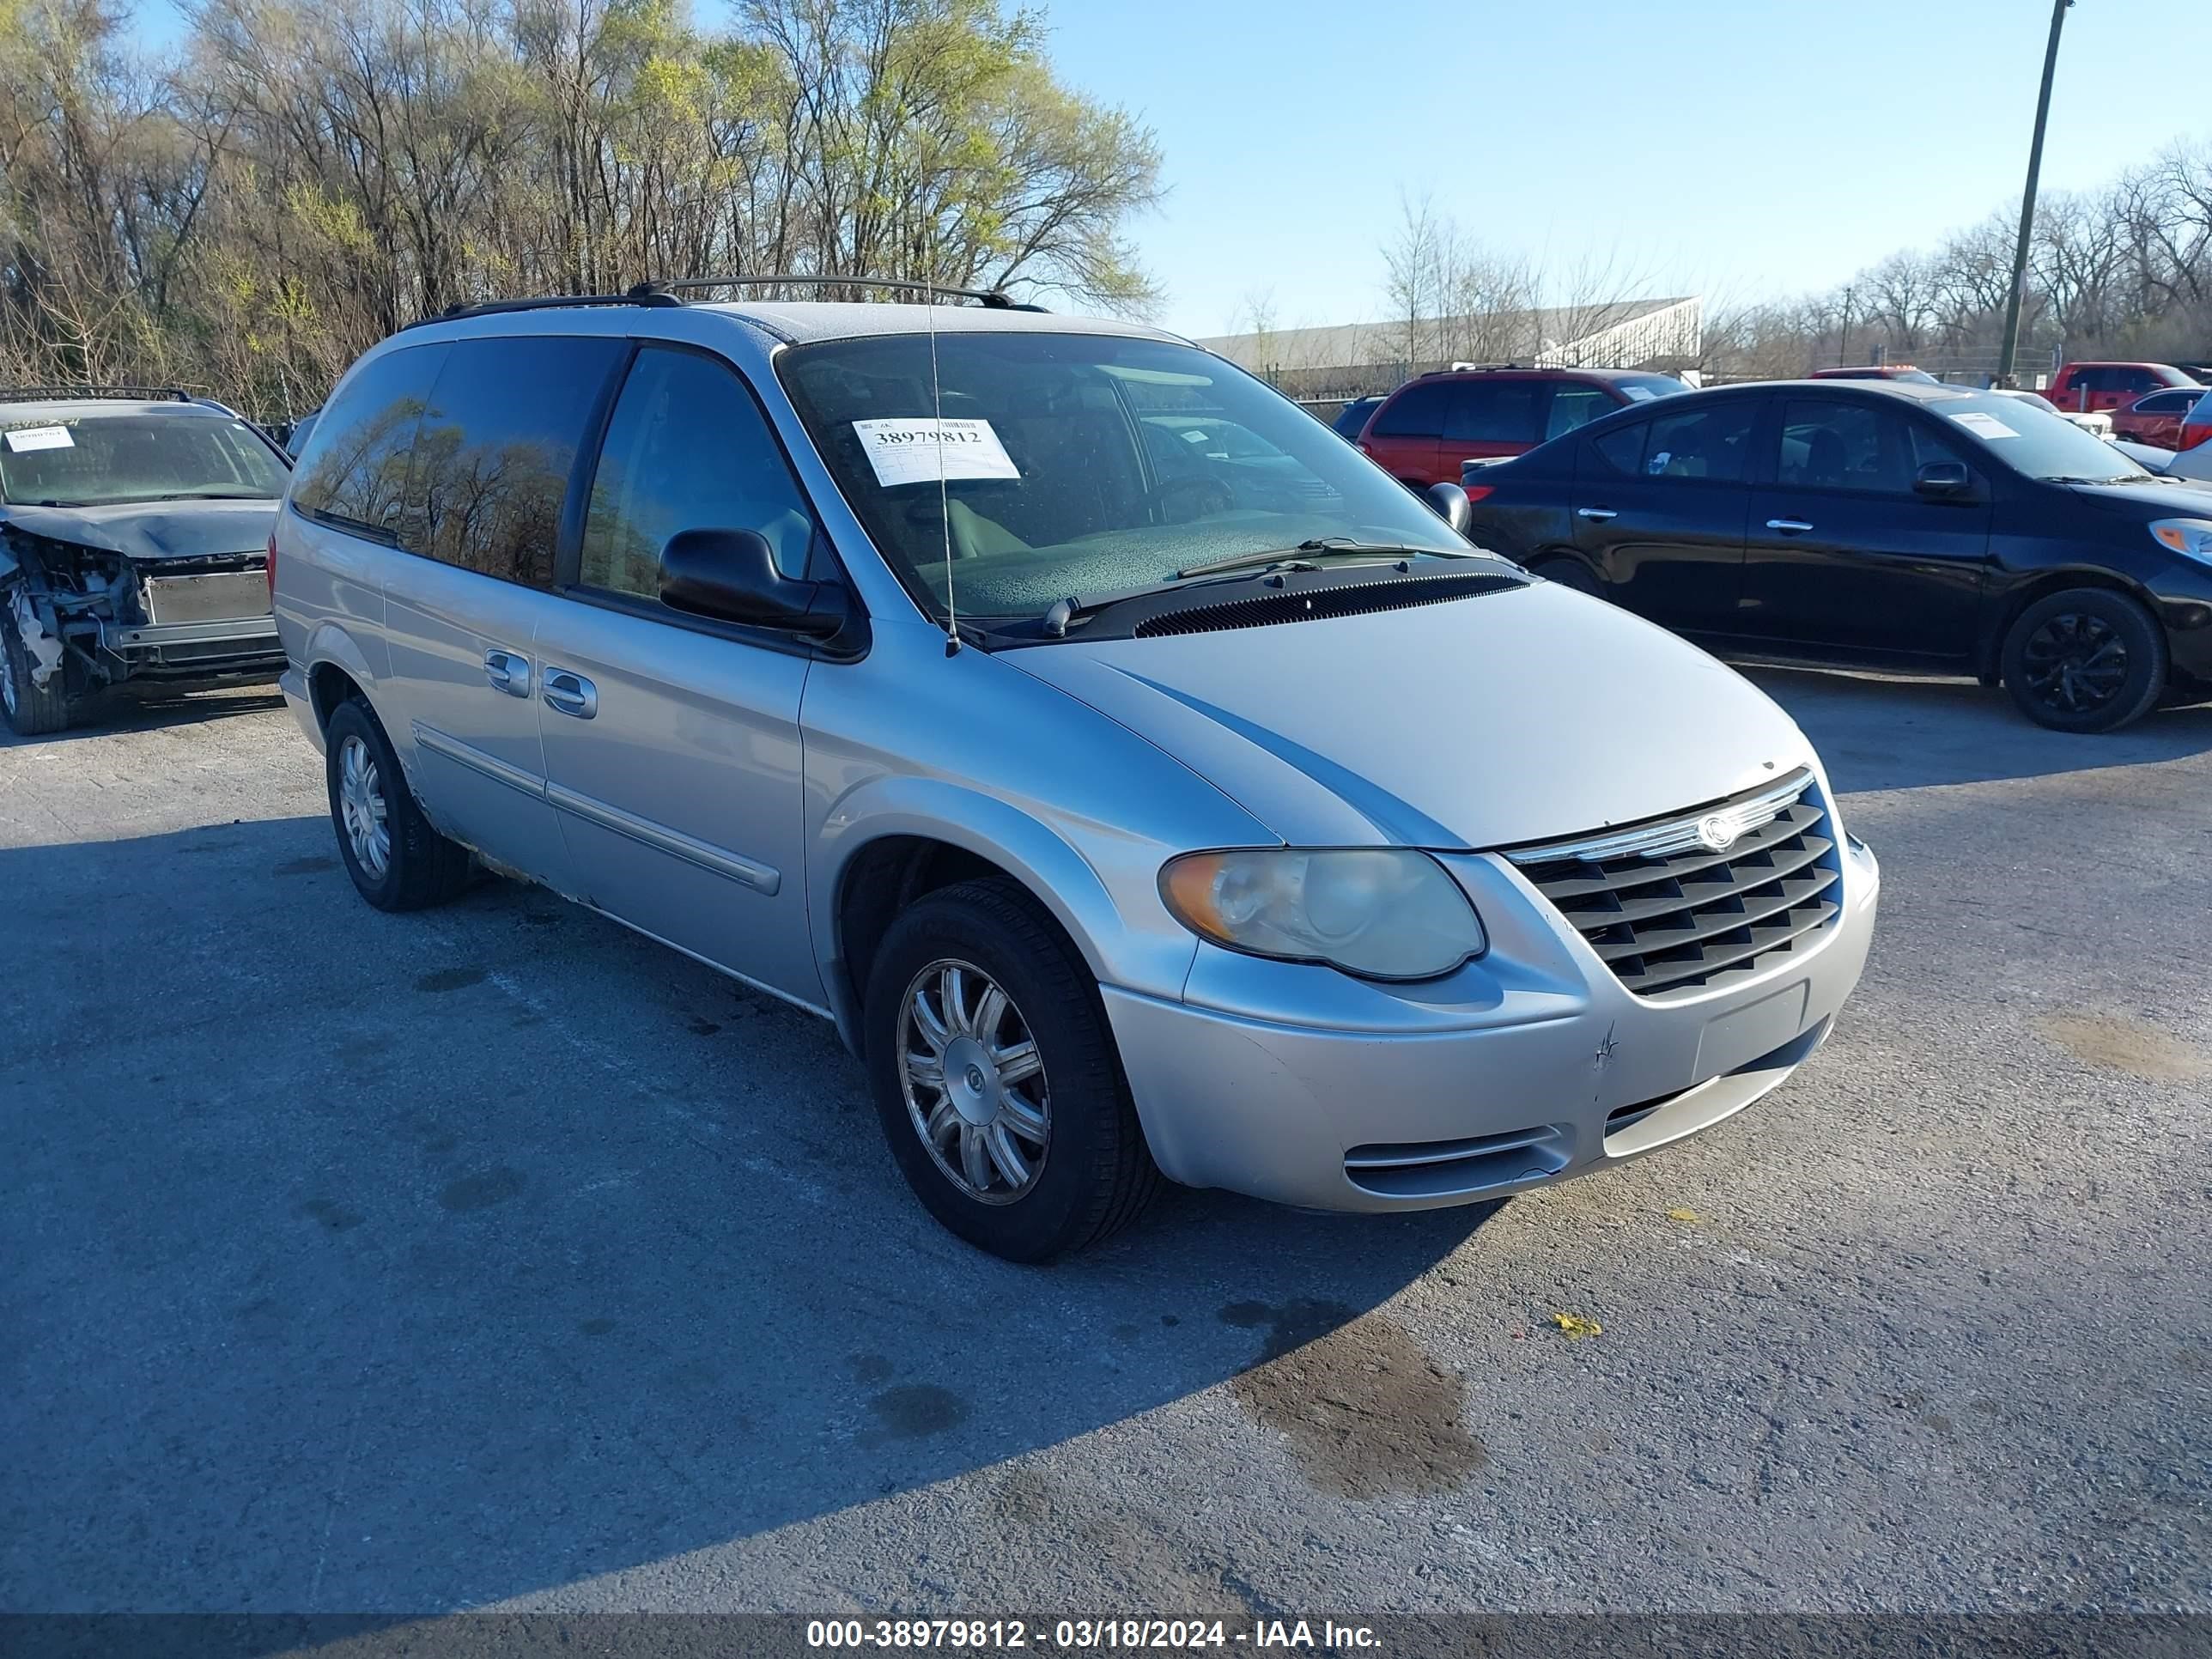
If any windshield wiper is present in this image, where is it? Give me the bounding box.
[1174,538,1455,579]
[148,490,274,501]
[2044,475,2149,486]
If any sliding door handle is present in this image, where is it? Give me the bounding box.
[542,668,598,720]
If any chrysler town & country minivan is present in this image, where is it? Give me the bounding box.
[272,287,1879,1260]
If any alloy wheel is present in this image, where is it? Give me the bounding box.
[2019,611,2130,716]
[896,957,1050,1205]
[337,733,392,879]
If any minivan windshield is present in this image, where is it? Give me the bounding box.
[0,412,289,507]
[1933,392,2152,483]
[778,331,1471,622]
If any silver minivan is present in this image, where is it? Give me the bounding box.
[272,289,1879,1260]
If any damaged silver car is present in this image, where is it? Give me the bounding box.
[1,388,291,735]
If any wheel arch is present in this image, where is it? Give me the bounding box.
[1978,568,2166,683]
[302,623,382,732]
[815,781,1137,1055]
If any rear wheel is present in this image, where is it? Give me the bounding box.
[0,602,72,736]
[863,877,1161,1261]
[2000,587,2166,733]
[325,697,472,909]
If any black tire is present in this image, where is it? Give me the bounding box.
[1,602,73,736]
[324,697,471,910]
[863,876,1162,1261]
[2000,587,2167,733]
[1530,554,1602,598]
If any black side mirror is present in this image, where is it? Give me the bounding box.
[659,527,852,640]
[1425,480,1473,535]
[1914,460,1974,500]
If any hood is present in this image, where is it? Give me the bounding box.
[2072,477,2212,515]
[0,498,279,562]
[1006,581,1814,850]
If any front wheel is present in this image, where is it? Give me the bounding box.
[1,601,73,736]
[2000,587,2166,732]
[863,877,1161,1261]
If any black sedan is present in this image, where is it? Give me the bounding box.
[1456,379,2212,731]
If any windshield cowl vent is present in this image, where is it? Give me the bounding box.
[1131,570,1525,640]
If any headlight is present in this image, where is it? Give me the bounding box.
[1158,848,1486,981]
[2149,519,2212,563]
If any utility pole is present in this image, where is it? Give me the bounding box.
[1838,286,1855,366]
[1998,0,2072,385]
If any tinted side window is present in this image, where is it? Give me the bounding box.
[1444,381,1540,444]
[1595,403,1756,483]
[290,343,447,538]
[1546,384,1615,440]
[402,336,626,586]
[580,348,818,597]
[1592,420,1649,476]
[1370,381,1451,438]
[1778,399,1912,494]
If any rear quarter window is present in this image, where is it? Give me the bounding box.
[1369,381,1452,438]
[290,343,449,538]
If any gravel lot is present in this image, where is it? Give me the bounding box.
[3,670,2209,1616]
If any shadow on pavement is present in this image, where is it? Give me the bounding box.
[1738,664,2212,793]
[0,817,1493,1620]
[0,682,286,748]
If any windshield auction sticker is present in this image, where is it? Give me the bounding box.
[1948,411,2020,440]
[854,417,1021,487]
[3,425,75,452]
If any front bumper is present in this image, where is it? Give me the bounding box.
[1103,834,1879,1212]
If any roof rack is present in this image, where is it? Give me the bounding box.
[0,385,194,403]
[633,274,1047,312]
[403,290,685,331]
[400,275,1046,332]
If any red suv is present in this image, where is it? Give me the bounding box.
[1356,367,1690,486]
[2048,361,2200,415]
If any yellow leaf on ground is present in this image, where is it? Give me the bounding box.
[1667,1207,1703,1224]
[1551,1312,1602,1339]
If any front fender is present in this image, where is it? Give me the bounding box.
[811,774,1204,1047]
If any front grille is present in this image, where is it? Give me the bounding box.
[1503,769,1840,998]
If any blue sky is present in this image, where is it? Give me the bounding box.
[1036,0,2212,336]
[126,0,2212,337]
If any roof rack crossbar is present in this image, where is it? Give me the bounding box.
[401,291,685,331]
[0,385,194,402]
[631,274,1048,313]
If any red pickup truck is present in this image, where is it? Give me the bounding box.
[2048,361,2200,415]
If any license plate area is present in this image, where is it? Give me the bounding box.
[1694,981,1810,1079]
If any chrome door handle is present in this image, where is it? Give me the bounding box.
[1766,519,1814,534]
[542,667,598,720]
[483,649,532,697]
[1577,507,1619,521]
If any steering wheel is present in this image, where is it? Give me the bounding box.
[1147,475,1235,525]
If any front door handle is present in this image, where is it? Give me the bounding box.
[1765,518,1814,534]
[483,648,532,697]
[542,667,598,720]
[1577,507,1619,521]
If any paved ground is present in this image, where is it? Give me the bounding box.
[3,670,2209,1617]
